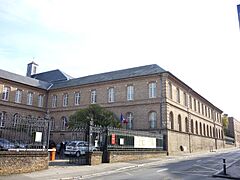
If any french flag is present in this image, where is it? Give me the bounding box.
[238,4,240,29]
[120,113,128,124]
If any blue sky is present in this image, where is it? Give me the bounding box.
[0,0,240,119]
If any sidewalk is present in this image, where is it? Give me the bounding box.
[1,148,240,180]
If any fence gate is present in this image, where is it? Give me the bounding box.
[66,125,106,165]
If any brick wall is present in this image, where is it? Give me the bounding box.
[0,151,48,175]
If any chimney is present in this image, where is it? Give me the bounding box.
[26,61,38,77]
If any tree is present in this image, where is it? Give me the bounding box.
[69,104,121,128]
[222,114,229,135]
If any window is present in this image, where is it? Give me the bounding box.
[52,95,57,108]
[50,117,55,130]
[13,113,20,127]
[184,93,188,107]
[0,112,6,127]
[27,92,33,105]
[75,92,81,105]
[108,88,115,103]
[198,101,201,113]
[195,121,198,134]
[194,99,196,111]
[149,82,157,98]
[185,117,189,132]
[2,86,10,101]
[190,119,194,133]
[176,88,180,103]
[205,106,208,117]
[178,115,182,132]
[207,125,209,137]
[189,96,192,109]
[202,104,204,115]
[15,89,22,103]
[126,112,133,129]
[127,85,134,101]
[38,94,44,107]
[210,126,212,137]
[169,112,174,130]
[199,122,202,135]
[91,90,97,104]
[168,82,172,99]
[63,93,68,107]
[61,116,68,130]
[149,111,157,129]
[203,123,206,136]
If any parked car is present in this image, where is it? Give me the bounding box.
[64,141,97,157]
[11,140,27,148]
[0,138,16,151]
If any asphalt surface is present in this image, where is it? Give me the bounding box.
[1,148,240,180]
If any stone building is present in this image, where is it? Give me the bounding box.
[0,62,224,154]
[227,117,240,147]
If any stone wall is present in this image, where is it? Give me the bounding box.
[0,151,48,175]
[107,151,167,163]
[168,131,224,155]
[89,151,103,165]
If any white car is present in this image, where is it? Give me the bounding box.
[64,141,96,157]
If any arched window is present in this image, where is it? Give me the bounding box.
[207,125,209,137]
[149,111,157,129]
[178,115,182,132]
[190,119,194,133]
[195,121,198,134]
[185,117,189,133]
[13,113,21,127]
[203,123,206,136]
[199,122,202,135]
[50,117,55,130]
[210,126,212,137]
[0,112,7,127]
[168,82,172,99]
[126,112,133,129]
[61,116,68,130]
[169,112,174,130]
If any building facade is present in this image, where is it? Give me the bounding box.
[0,63,224,154]
[228,117,240,147]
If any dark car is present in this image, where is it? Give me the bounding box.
[0,138,16,150]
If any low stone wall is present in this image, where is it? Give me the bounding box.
[0,150,48,176]
[89,151,103,165]
[107,151,167,163]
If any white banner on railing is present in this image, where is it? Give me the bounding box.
[134,136,156,148]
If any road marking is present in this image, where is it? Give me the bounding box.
[172,171,210,177]
[193,164,218,171]
[157,168,168,173]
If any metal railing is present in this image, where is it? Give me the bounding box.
[0,116,50,151]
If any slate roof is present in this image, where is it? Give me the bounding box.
[31,69,73,83]
[0,69,51,90]
[50,64,166,89]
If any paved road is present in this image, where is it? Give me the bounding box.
[85,150,240,180]
[2,149,239,180]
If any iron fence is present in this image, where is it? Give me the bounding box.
[106,127,163,151]
[0,116,51,151]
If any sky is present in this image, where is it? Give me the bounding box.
[0,0,240,119]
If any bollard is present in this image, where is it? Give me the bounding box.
[223,159,227,175]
